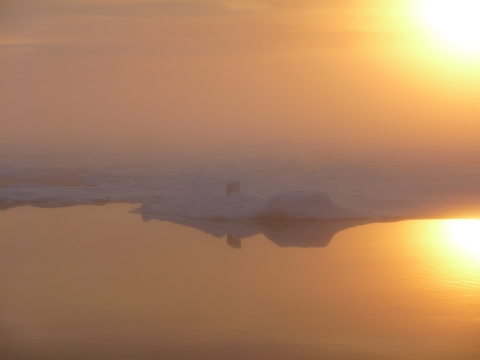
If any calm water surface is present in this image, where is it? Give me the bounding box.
[1,204,479,359]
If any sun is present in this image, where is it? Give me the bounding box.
[422,0,480,53]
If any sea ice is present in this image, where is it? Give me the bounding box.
[1,161,480,220]
[141,189,355,220]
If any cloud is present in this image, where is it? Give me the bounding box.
[0,0,370,59]
[1,0,364,19]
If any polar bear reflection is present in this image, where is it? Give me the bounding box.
[226,234,242,249]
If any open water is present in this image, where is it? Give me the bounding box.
[1,204,479,359]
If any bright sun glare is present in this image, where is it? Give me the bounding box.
[422,0,480,53]
[447,220,480,256]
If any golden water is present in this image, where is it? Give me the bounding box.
[1,205,479,359]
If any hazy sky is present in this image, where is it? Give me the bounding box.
[1,0,480,163]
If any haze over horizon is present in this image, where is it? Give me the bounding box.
[2,0,480,165]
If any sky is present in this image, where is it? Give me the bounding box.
[1,0,480,164]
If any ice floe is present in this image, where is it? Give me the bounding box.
[1,161,480,220]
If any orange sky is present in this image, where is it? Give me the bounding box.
[1,0,480,164]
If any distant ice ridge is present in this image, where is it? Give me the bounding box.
[0,183,162,210]
[141,189,356,220]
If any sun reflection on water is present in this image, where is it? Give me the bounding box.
[446,219,480,257]
[424,219,480,292]
[404,219,480,296]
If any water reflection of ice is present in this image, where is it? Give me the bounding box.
[141,212,375,248]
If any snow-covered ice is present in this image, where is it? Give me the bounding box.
[1,160,480,220]
[141,189,354,220]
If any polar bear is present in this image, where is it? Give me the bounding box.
[226,181,240,196]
